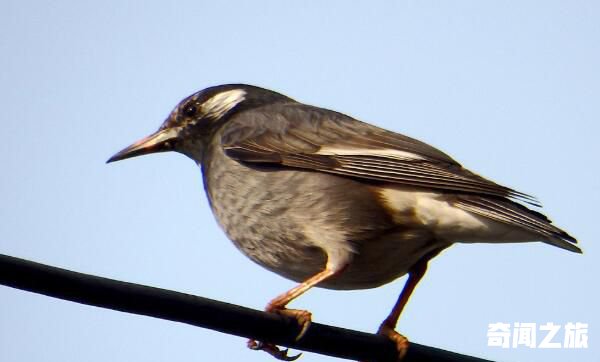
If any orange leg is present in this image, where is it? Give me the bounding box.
[377,248,443,361]
[249,266,344,361]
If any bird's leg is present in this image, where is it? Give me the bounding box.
[377,248,443,361]
[248,266,344,361]
[266,267,342,333]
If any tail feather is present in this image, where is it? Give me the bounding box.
[455,196,581,254]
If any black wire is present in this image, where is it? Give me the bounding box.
[0,253,492,362]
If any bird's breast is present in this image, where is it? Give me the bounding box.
[199,141,447,289]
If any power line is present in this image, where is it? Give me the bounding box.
[0,253,492,362]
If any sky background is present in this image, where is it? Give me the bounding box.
[1,1,598,361]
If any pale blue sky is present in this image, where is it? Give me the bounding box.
[1,1,598,361]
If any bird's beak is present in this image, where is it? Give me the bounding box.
[106,127,181,163]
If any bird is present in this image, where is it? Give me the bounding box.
[107,84,581,361]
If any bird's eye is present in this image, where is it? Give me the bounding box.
[183,104,197,117]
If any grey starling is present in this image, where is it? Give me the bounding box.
[108,84,580,361]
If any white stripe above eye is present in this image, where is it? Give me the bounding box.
[316,147,424,160]
[202,89,247,119]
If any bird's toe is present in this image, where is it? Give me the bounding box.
[247,340,302,361]
[272,308,312,341]
[247,308,312,360]
[377,324,409,361]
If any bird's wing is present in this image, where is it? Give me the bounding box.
[221,103,538,204]
[220,103,580,251]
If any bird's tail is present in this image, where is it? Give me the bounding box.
[454,196,582,253]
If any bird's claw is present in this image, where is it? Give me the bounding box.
[247,340,302,361]
[247,306,311,360]
[377,323,409,361]
[273,308,312,341]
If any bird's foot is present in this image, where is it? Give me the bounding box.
[270,307,312,341]
[377,323,409,361]
[247,340,302,361]
[247,307,312,360]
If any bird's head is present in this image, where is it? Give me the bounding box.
[107,84,292,163]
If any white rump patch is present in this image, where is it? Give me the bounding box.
[317,147,424,160]
[379,188,535,242]
[202,89,246,119]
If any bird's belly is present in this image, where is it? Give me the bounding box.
[202,152,446,290]
[321,230,449,290]
[219,221,444,291]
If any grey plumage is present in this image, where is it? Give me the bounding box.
[108,83,580,288]
[219,99,578,254]
[107,83,580,358]
[202,136,412,289]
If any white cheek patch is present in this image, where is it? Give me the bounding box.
[202,89,247,119]
[317,147,424,161]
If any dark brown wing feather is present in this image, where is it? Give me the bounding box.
[221,103,538,204]
[220,103,580,250]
